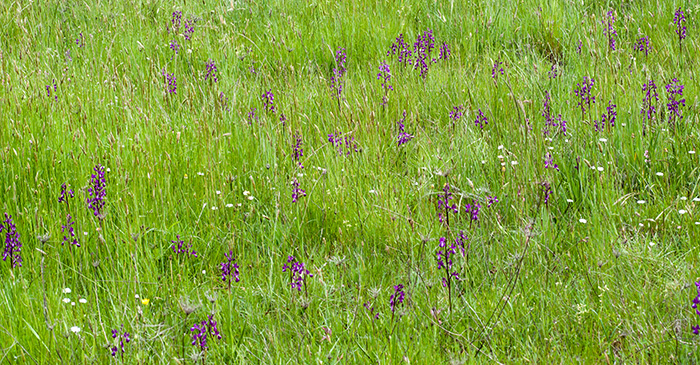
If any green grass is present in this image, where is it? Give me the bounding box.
[1,0,700,363]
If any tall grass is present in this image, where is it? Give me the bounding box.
[0,0,699,362]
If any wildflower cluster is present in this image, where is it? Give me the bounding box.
[291,178,306,203]
[363,301,380,320]
[396,111,414,146]
[389,284,405,313]
[544,152,559,171]
[464,199,481,224]
[542,92,567,136]
[183,17,196,41]
[293,133,304,168]
[46,80,57,101]
[474,108,488,129]
[692,281,700,335]
[58,183,74,205]
[449,105,464,122]
[491,60,504,83]
[205,59,218,82]
[170,11,182,33]
[1,214,22,268]
[486,195,499,208]
[282,255,313,291]
[86,164,106,219]
[110,326,131,359]
[437,183,458,226]
[62,214,79,247]
[330,47,347,100]
[377,61,392,105]
[76,32,85,48]
[220,250,240,289]
[673,7,687,50]
[247,107,258,125]
[574,76,595,119]
[163,69,177,94]
[665,78,685,125]
[169,40,180,56]
[328,132,358,156]
[437,236,466,288]
[633,36,651,56]
[641,79,659,133]
[261,89,275,113]
[171,235,197,258]
[387,29,449,79]
[602,10,617,51]
[594,100,617,132]
[190,315,222,351]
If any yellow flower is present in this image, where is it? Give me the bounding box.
[141,298,150,306]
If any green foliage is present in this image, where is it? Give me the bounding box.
[0,0,699,363]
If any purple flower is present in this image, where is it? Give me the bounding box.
[544,152,559,171]
[574,76,595,119]
[363,301,380,320]
[58,183,74,205]
[327,132,358,156]
[413,29,435,78]
[330,47,347,100]
[279,113,287,127]
[76,32,85,48]
[247,107,258,125]
[389,284,405,313]
[548,64,558,79]
[86,164,106,219]
[162,69,177,94]
[491,60,504,83]
[673,7,687,48]
[282,255,313,291]
[437,237,461,287]
[62,214,79,247]
[171,235,197,258]
[541,181,552,205]
[261,89,275,113]
[464,200,481,223]
[190,322,207,351]
[487,195,499,208]
[205,59,218,83]
[397,110,414,146]
[449,105,464,122]
[388,34,412,67]
[220,250,240,288]
[219,92,230,112]
[641,79,659,134]
[633,36,651,56]
[183,18,196,41]
[1,214,22,268]
[170,11,182,33]
[601,10,617,51]
[293,133,304,168]
[110,326,131,359]
[377,61,392,105]
[169,40,180,56]
[291,178,306,203]
[438,42,450,60]
[437,184,458,226]
[474,108,488,129]
[692,281,700,334]
[576,39,583,54]
[46,80,57,101]
[666,78,686,125]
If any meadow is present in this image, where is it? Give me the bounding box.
[1,0,699,363]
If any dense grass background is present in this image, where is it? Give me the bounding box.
[1,0,700,362]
